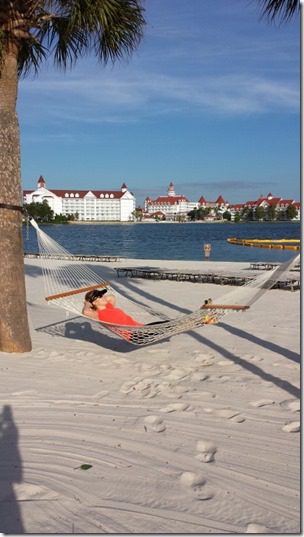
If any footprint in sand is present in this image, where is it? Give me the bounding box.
[191,372,209,382]
[194,356,214,367]
[120,379,139,394]
[217,360,235,367]
[280,399,300,413]
[180,472,214,500]
[144,415,166,433]
[158,382,189,399]
[197,391,217,400]
[121,378,157,397]
[249,399,275,408]
[246,355,264,363]
[204,407,240,419]
[203,407,246,423]
[195,440,217,463]
[160,402,190,413]
[245,523,272,533]
[164,368,190,381]
[287,400,300,412]
[13,483,58,501]
[282,421,300,433]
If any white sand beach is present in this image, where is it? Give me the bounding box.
[0,257,300,534]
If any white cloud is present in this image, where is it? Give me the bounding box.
[19,69,298,128]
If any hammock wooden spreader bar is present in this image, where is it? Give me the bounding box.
[45,282,110,302]
[201,304,249,311]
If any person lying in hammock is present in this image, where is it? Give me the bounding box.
[82,289,218,326]
[82,289,144,326]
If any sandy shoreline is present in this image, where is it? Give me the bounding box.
[0,257,300,534]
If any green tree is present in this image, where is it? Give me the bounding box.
[25,200,54,222]
[0,0,145,352]
[267,205,277,221]
[187,209,197,221]
[132,207,143,221]
[243,207,254,221]
[255,206,266,220]
[222,210,231,221]
[286,204,298,220]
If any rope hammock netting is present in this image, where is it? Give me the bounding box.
[30,219,300,346]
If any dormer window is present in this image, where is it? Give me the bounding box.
[65,193,69,197]
[105,193,109,198]
[75,193,79,198]
[110,193,114,198]
[100,193,104,198]
[70,193,74,198]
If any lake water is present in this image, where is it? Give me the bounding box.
[23,221,300,263]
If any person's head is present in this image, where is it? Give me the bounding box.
[85,289,108,310]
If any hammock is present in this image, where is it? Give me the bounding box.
[29,219,300,346]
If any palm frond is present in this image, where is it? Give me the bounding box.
[3,0,145,75]
[93,0,145,63]
[17,35,47,76]
[260,0,300,22]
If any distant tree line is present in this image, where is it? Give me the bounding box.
[24,201,77,223]
[187,204,298,222]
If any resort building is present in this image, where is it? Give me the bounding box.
[229,193,300,221]
[144,182,198,220]
[23,176,136,222]
[144,182,230,221]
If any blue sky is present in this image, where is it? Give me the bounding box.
[19,0,300,206]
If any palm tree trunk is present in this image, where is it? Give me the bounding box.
[0,50,32,352]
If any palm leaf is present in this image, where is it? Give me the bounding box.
[5,0,145,75]
[260,0,300,22]
[17,36,47,76]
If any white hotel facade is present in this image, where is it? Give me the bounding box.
[23,176,136,222]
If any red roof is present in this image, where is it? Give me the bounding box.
[150,195,189,204]
[229,203,244,209]
[199,195,226,205]
[24,189,125,199]
[257,197,282,206]
[279,199,295,205]
[152,210,166,216]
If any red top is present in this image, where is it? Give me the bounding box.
[97,303,144,326]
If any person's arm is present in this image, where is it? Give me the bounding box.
[105,294,116,306]
[82,301,99,320]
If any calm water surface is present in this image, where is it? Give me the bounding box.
[23,221,300,263]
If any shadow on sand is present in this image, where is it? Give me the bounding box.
[0,405,24,534]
